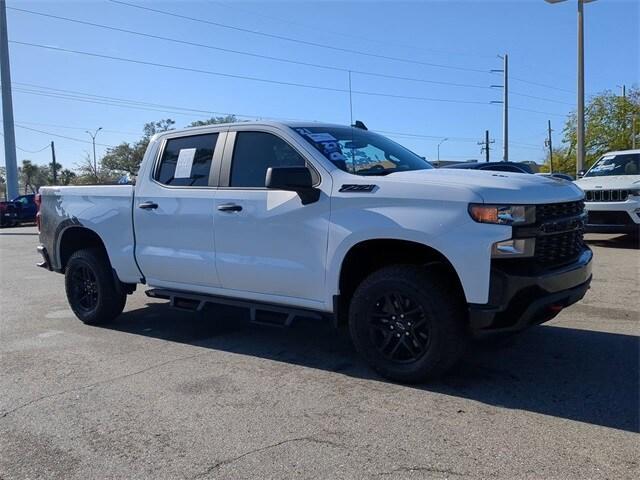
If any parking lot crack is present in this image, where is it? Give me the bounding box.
[0,352,209,419]
[192,436,344,478]
[378,465,466,477]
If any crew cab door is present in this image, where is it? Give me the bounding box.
[214,127,331,306]
[134,131,225,289]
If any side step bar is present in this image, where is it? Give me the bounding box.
[145,288,326,328]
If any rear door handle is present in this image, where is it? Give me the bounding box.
[138,201,158,210]
[217,203,243,212]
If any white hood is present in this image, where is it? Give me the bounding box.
[574,175,640,190]
[385,168,584,204]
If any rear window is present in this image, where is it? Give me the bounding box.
[156,133,218,186]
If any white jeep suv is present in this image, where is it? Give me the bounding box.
[575,149,640,234]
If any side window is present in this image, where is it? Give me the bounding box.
[156,133,218,187]
[230,132,306,188]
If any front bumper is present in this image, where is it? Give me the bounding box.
[584,199,640,233]
[469,248,592,334]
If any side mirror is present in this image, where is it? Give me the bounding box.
[265,166,319,205]
[577,169,586,178]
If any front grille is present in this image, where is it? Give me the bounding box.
[536,200,585,222]
[535,229,585,265]
[534,200,586,267]
[587,211,634,226]
[585,189,632,202]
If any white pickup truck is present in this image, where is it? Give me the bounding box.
[37,121,592,382]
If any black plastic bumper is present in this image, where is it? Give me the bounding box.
[469,248,592,334]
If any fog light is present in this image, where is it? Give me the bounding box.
[491,238,535,258]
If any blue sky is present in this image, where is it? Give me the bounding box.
[2,0,638,170]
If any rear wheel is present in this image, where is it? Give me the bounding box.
[349,265,467,383]
[65,248,126,325]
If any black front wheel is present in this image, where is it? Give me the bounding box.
[65,248,126,325]
[349,265,467,383]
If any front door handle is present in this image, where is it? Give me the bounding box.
[138,201,158,210]
[217,203,243,212]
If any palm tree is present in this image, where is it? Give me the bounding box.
[20,160,39,194]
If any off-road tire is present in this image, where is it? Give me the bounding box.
[349,265,467,383]
[65,248,126,325]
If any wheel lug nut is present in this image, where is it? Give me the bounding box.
[392,316,396,320]
[407,322,412,326]
[405,332,410,336]
[390,326,394,330]
[396,333,400,337]
[400,314,404,319]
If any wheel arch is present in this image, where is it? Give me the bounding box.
[57,225,110,273]
[334,238,466,322]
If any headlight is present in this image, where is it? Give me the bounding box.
[468,204,534,225]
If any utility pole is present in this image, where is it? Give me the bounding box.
[502,54,509,161]
[633,114,637,149]
[490,53,508,161]
[478,130,494,162]
[50,141,57,185]
[545,120,554,173]
[85,127,102,182]
[1,0,18,200]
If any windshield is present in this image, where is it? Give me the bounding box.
[291,126,432,175]
[584,153,639,177]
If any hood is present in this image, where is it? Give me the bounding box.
[574,175,640,190]
[384,168,584,204]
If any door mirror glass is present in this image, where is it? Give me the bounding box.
[265,166,314,190]
[265,166,319,205]
[577,169,586,178]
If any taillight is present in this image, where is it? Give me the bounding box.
[35,193,42,232]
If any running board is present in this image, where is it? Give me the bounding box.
[145,288,325,328]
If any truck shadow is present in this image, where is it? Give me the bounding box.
[108,302,639,433]
[584,233,639,250]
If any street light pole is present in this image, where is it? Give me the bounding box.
[85,127,102,181]
[576,0,585,175]
[437,138,448,164]
[545,0,596,175]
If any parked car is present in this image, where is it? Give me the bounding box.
[536,172,575,182]
[0,193,37,227]
[36,122,592,383]
[443,161,534,174]
[574,149,640,234]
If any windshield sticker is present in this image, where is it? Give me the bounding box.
[307,132,337,143]
[174,148,196,178]
[295,128,348,163]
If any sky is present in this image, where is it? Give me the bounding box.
[2,0,639,171]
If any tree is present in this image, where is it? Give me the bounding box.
[101,118,175,176]
[59,169,76,185]
[74,153,117,185]
[20,160,38,194]
[541,86,640,175]
[188,115,237,127]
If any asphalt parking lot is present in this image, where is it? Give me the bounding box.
[0,225,638,479]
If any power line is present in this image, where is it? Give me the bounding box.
[9,82,556,152]
[510,75,574,94]
[10,41,493,106]
[13,120,139,136]
[10,7,576,107]
[210,0,498,60]
[108,0,491,74]
[0,132,50,153]
[9,7,495,92]
[14,124,115,148]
